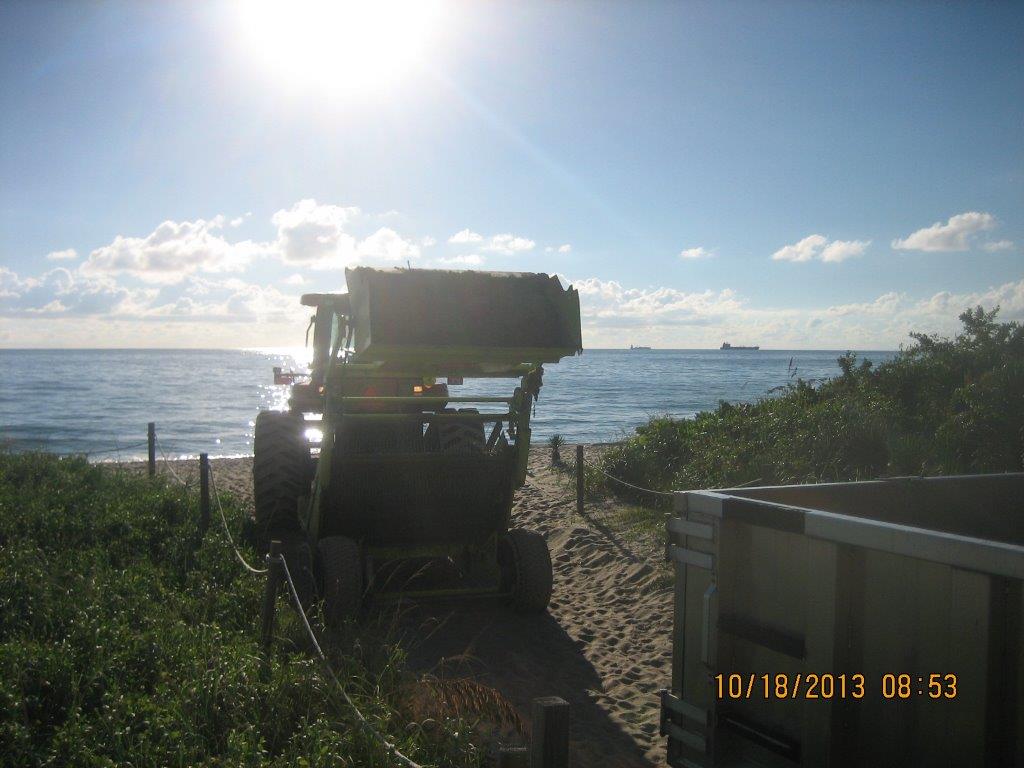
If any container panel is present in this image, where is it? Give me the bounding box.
[667,475,1024,768]
[728,474,1024,546]
[716,521,808,743]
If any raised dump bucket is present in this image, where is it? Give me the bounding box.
[345,267,583,365]
[662,473,1024,768]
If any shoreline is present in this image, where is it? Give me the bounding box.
[90,440,626,465]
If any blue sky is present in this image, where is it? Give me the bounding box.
[1,0,1022,349]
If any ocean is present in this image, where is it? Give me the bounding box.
[0,348,897,460]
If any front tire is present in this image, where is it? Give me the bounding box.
[499,528,553,613]
[317,536,363,626]
[253,411,309,544]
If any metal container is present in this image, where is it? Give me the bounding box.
[662,473,1024,767]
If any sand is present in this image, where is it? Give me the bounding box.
[132,448,673,767]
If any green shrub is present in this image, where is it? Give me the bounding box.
[0,453,481,767]
[600,307,1024,504]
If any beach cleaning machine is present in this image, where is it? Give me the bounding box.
[253,267,582,624]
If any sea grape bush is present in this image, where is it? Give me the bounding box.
[600,307,1024,501]
[0,453,481,767]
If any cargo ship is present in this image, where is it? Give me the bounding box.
[720,342,759,350]
[629,344,652,350]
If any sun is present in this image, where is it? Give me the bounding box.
[235,0,444,96]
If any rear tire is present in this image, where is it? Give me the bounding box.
[317,536,363,626]
[253,411,309,544]
[277,532,317,613]
[499,528,553,613]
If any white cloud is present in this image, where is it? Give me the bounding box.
[11,198,1019,350]
[450,229,536,255]
[448,229,483,244]
[81,216,265,283]
[679,246,712,260]
[483,233,535,255]
[46,248,78,261]
[772,234,828,262]
[57,199,431,289]
[892,211,996,252]
[436,254,484,266]
[6,251,1024,350]
[820,239,870,263]
[272,199,361,267]
[982,239,1014,253]
[570,275,1024,349]
[574,277,743,328]
[772,235,868,264]
[0,266,305,326]
[0,266,31,298]
[358,227,422,263]
[452,227,540,257]
[0,266,156,317]
[270,199,420,269]
[420,235,437,247]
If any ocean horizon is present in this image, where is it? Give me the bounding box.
[1,347,899,460]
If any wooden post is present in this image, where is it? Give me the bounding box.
[576,445,584,519]
[199,453,210,535]
[147,422,156,477]
[260,540,283,652]
[495,745,528,768]
[530,696,569,768]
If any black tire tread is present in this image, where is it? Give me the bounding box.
[277,532,317,612]
[317,536,363,626]
[253,411,308,539]
[505,528,553,613]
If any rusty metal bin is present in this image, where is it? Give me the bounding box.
[662,473,1024,767]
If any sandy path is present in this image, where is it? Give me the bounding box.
[402,451,673,767]
[128,450,673,766]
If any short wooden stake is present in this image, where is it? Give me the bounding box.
[147,422,156,477]
[199,453,210,535]
[576,445,585,519]
[260,540,283,652]
[530,696,569,768]
[495,745,528,768]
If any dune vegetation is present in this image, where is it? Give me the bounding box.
[0,453,481,767]
[597,307,1024,505]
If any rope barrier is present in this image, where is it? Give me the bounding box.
[208,462,267,575]
[84,440,149,457]
[155,436,191,488]
[193,455,421,765]
[580,455,675,498]
[278,556,424,768]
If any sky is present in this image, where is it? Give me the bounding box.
[1,0,1022,350]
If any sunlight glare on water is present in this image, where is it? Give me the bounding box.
[0,348,896,459]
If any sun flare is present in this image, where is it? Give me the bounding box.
[235,0,444,96]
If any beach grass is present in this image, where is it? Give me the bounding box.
[0,452,483,767]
